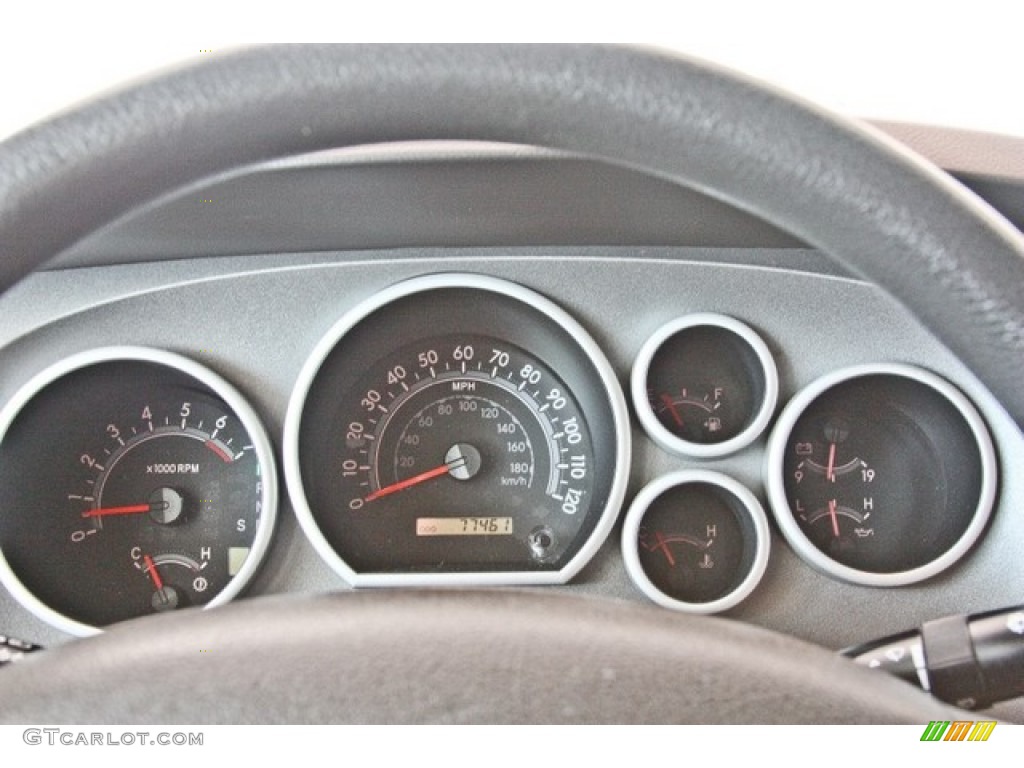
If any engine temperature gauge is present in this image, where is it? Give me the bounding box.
[632,314,778,458]
[622,471,770,614]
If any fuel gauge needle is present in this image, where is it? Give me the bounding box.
[659,394,684,428]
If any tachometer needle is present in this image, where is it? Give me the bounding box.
[365,458,465,502]
[81,503,151,518]
[828,499,840,538]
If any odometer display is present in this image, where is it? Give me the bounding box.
[416,518,513,536]
[285,275,629,586]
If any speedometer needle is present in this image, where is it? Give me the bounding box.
[365,457,466,502]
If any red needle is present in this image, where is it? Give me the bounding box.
[143,554,164,590]
[654,531,676,567]
[828,499,840,538]
[826,442,837,482]
[82,503,151,518]
[659,394,684,428]
[365,462,454,502]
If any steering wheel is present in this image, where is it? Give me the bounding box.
[0,45,1020,723]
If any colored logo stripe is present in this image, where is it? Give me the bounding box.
[920,721,996,742]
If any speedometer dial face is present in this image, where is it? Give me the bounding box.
[0,348,277,635]
[285,274,630,586]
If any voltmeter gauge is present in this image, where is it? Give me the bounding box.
[622,471,770,614]
[0,348,277,635]
[765,364,996,587]
[632,314,778,458]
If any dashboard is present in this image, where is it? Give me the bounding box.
[1,133,1022,674]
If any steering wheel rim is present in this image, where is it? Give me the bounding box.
[2,44,1023,423]
[0,44,1017,722]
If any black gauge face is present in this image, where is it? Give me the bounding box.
[622,471,770,613]
[0,352,275,632]
[633,315,777,458]
[769,367,995,584]
[288,276,628,583]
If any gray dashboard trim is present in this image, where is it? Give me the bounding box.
[0,250,1020,654]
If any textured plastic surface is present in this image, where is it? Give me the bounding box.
[0,591,967,724]
[51,148,804,266]
[1,250,1021,655]
[2,45,1023,424]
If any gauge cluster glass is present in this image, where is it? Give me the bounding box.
[765,364,996,586]
[0,348,277,635]
[284,274,631,586]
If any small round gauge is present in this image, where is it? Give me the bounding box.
[284,274,630,587]
[0,348,277,635]
[632,314,778,458]
[622,471,770,613]
[765,364,996,587]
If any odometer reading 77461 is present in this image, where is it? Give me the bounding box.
[416,518,514,536]
[285,274,630,587]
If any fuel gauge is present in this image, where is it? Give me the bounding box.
[632,314,778,458]
[622,471,770,614]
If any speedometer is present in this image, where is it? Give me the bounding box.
[284,274,630,586]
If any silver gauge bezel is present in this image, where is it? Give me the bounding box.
[283,273,632,588]
[621,470,771,614]
[631,313,779,459]
[0,346,279,636]
[764,362,997,588]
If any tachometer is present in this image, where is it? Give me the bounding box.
[0,348,277,635]
[284,274,630,586]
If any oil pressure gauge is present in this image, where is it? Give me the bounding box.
[765,364,996,586]
[0,348,277,635]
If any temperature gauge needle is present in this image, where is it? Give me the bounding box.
[82,503,151,518]
[142,554,164,590]
[365,456,466,502]
[654,531,677,567]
